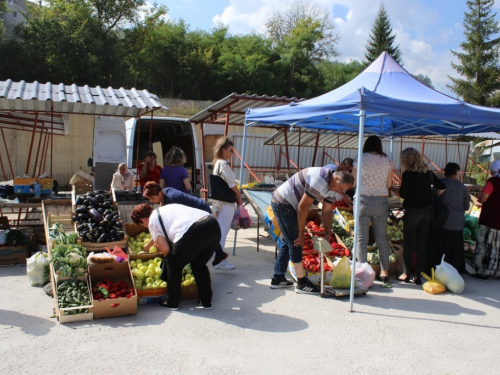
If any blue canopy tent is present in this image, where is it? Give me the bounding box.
[241,52,500,311]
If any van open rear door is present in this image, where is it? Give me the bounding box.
[93,117,127,190]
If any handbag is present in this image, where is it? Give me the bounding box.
[156,208,173,282]
[429,171,449,231]
[208,162,237,203]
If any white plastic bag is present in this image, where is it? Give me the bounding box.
[434,255,465,293]
[26,252,50,286]
[354,262,376,289]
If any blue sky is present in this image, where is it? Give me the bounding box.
[155,0,500,97]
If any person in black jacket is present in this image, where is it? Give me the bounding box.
[392,148,446,285]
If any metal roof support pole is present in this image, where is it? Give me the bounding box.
[273,144,279,176]
[312,133,320,167]
[337,134,341,164]
[234,120,250,256]
[297,128,301,169]
[135,117,141,171]
[25,112,39,175]
[457,141,463,182]
[50,106,54,178]
[224,106,230,137]
[148,112,154,151]
[33,121,46,177]
[389,136,393,160]
[421,136,425,154]
[200,123,208,200]
[487,139,494,173]
[0,128,14,178]
[0,145,6,181]
[349,109,366,313]
[40,129,50,176]
[445,137,448,166]
[37,128,46,177]
[284,128,291,174]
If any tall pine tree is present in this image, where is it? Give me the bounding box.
[365,3,402,64]
[448,0,500,106]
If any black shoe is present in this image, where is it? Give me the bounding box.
[195,300,213,310]
[270,277,294,289]
[295,279,320,294]
[470,273,490,282]
[212,252,229,266]
[157,301,179,311]
[412,276,422,286]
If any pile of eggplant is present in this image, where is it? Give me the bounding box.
[73,190,125,243]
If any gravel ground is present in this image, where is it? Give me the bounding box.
[1,204,499,375]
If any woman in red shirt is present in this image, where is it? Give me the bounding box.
[471,160,500,281]
[138,151,162,189]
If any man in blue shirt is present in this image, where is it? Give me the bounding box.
[142,181,232,268]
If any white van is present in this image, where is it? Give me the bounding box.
[92,116,201,194]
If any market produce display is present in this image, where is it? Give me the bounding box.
[51,243,88,278]
[463,214,479,242]
[49,223,79,245]
[367,249,398,265]
[302,254,332,273]
[57,280,91,314]
[128,232,157,254]
[92,278,135,301]
[332,221,348,238]
[182,264,196,286]
[340,210,355,229]
[73,190,125,243]
[130,258,167,290]
[306,220,324,236]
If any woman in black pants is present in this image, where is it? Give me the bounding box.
[131,203,221,310]
[392,148,446,284]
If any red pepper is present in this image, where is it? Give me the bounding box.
[94,292,102,300]
[109,293,117,299]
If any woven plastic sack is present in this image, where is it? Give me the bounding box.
[421,268,446,295]
[330,256,352,289]
[434,255,464,293]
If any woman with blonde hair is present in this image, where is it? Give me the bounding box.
[210,137,242,270]
[160,147,191,194]
[392,148,446,284]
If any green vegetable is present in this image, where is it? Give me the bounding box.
[56,280,91,315]
[367,251,380,265]
[51,244,87,278]
[389,253,398,263]
[463,228,472,240]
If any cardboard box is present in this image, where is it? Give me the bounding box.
[333,208,353,234]
[14,177,52,194]
[137,287,167,298]
[89,261,137,319]
[0,245,28,265]
[263,205,284,249]
[180,283,200,300]
[138,295,167,305]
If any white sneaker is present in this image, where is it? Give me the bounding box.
[213,259,235,270]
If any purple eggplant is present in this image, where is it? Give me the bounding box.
[89,208,103,222]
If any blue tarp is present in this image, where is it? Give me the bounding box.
[246,52,500,136]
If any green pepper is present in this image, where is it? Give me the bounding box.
[98,286,109,299]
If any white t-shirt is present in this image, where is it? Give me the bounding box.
[148,204,210,244]
[353,153,392,197]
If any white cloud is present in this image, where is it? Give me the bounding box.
[212,0,460,96]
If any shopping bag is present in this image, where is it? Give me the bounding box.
[434,255,464,293]
[330,256,352,289]
[354,262,376,289]
[231,208,241,230]
[105,246,127,262]
[239,205,252,229]
[421,268,446,295]
[26,252,50,286]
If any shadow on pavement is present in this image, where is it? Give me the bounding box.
[0,309,56,335]
[0,264,27,278]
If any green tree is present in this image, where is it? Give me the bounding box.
[448,0,500,106]
[265,0,339,60]
[0,1,6,40]
[319,60,365,91]
[412,74,434,89]
[365,3,402,64]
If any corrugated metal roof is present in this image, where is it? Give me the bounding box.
[0,79,166,134]
[263,129,465,149]
[189,93,303,127]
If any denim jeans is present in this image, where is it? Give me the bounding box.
[271,201,303,278]
[403,205,432,277]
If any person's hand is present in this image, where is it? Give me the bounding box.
[144,156,151,165]
[294,232,305,247]
[237,197,243,206]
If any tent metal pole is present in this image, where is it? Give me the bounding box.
[389,137,393,160]
[349,109,366,312]
[233,120,250,256]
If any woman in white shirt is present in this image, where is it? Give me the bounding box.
[111,163,135,192]
[131,203,221,310]
[210,137,242,270]
[352,136,393,287]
